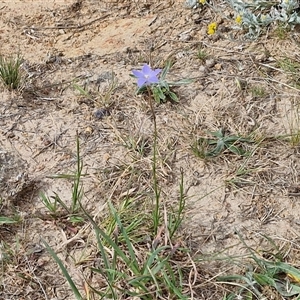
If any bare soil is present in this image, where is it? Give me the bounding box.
[1,0,300,299]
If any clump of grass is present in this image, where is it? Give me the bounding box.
[0,198,21,225]
[43,140,189,299]
[289,129,300,147]
[73,71,118,106]
[0,54,23,90]
[119,133,151,157]
[39,136,84,223]
[82,200,188,299]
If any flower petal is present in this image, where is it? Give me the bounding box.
[148,76,159,84]
[132,69,143,77]
[153,69,162,76]
[137,77,147,88]
[142,64,152,74]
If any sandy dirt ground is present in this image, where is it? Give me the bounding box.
[1,0,300,299]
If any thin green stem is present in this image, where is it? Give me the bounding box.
[146,86,160,235]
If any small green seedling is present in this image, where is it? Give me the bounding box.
[192,129,252,158]
[196,48,208,61]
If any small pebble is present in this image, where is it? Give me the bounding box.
[94,108,109,119]
[255,53,267,62]
[85,126,93,135]
[214,63,222,70]
[179,33,191,41]
[192,13,201,20]
[199,65,206,73]
[205,59,215,68]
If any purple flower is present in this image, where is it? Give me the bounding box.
[132,64,161,88]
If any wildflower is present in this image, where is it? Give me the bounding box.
[132,64,161,88]
[199,0,206,4]
[235,14,242,25]
[207,22,217,35]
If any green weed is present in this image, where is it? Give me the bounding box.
[0,204,21,225]
[83,202,188,299]
[218,233,300,299]
[278,57,300,74]
[44,171,189,299]
[289,130,300,147]
[192,129,253,158]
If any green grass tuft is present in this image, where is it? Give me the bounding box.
[0,54,23,90]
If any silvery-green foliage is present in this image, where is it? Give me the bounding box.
[189,0,300,38]
[241,10,262,37]
[185,0,199,9]
[270,1,300,24]
[259,13,273,25]
[227,0,300,38]
[279,0,299,13]
[225,0,244,12]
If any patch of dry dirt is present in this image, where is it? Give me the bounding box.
[1,0,300,299]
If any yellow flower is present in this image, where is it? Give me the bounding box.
[207,22,217,35]
[235,15,242,25]
[199,0,206,4]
